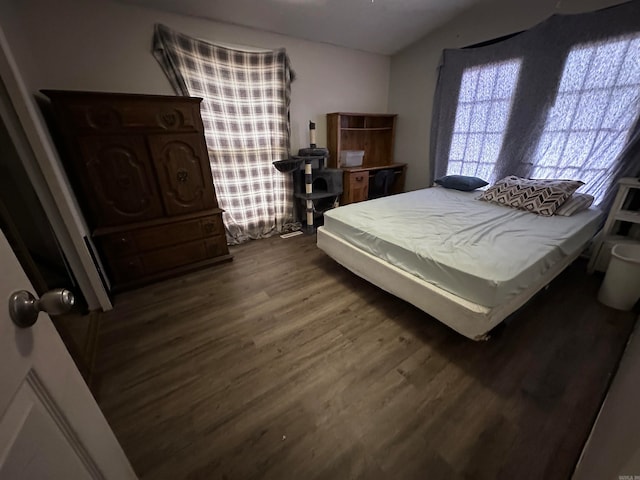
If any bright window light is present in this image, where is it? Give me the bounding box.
[447,59,523,183]
[531,34,640,203]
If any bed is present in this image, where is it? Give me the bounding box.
[316,187,603,340]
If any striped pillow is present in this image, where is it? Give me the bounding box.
[555,193,594,216]
[479,176,584,216]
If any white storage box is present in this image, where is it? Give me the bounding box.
[340,150,364,167]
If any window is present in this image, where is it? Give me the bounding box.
[433,4,640,210]
[531,35,640,203]
[444,37,640,202]
[447,59,522,183]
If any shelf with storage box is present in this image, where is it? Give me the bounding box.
[42,90,232,292]
[327,112,406,205]
[588,177,640,273]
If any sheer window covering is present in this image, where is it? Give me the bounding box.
[531,36,640,202]
[448,59,522,183]
[431,2,640,211]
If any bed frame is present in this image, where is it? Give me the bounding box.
[317,227,585,340]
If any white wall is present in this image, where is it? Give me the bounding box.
[3,0,390,152]
[573,322,640,479]
[0,20,112,311]
[388,0,629,192]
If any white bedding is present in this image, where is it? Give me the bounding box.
[322,187,603,307]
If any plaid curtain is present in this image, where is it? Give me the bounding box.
[153,24,296,244]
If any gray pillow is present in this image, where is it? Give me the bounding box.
[555,193,594,216]
[435,175,488,191]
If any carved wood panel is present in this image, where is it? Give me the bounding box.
[78,136,164,226]
[147,134,217,216]
[42,91,230,292]
[41,91,203,134]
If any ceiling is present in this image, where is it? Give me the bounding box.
[118,0,488,55]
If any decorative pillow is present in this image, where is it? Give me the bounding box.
[435,175,488,191]
[555,193,595,216]
[479,176,584,216]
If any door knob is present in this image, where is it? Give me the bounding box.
[9,288,75,328]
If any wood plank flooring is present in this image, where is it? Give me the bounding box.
[94,233,637,480]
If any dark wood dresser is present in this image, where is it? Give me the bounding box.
[42,90,231,292]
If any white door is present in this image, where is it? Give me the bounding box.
[0,230,136,479]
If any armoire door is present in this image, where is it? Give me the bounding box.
[147,134,217,216]
[77,136,165,226]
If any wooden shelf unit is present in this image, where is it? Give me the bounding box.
[327,112,406,205]
[588,177,640,273]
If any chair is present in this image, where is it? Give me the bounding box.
[369,169,395,199]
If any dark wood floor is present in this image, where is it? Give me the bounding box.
[93,233,636,480]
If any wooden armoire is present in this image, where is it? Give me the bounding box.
[42,90,231,292]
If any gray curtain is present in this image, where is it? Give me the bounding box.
[153,24,296,244]
[430,1,640,211]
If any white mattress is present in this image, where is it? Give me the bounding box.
[323,187,603,307]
